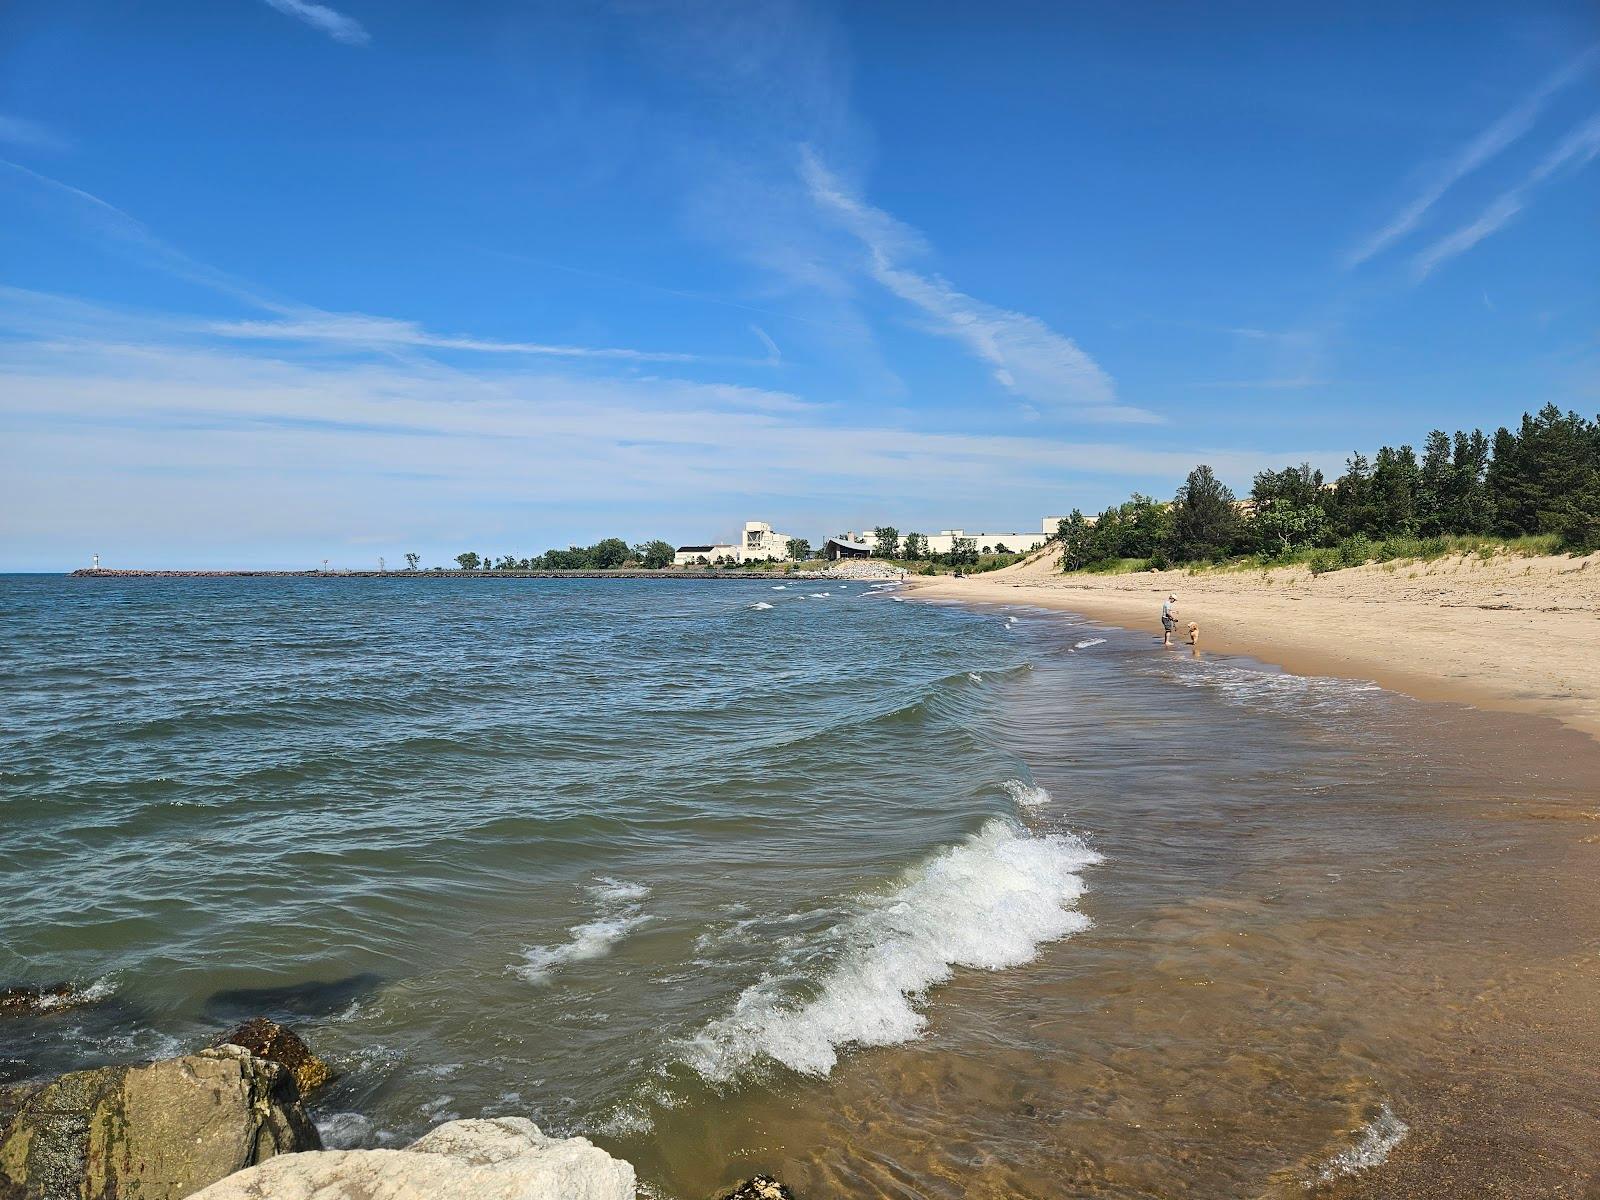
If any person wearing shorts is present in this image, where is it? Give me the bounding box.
[1161,593,1177,646]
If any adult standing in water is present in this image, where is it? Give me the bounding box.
[1161,593,1178,647]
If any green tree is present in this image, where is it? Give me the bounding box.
[1417,430,1452,535]
[786,537,812,561]
[405,552,420,571]
[1371,445,1420,536]
[1255,504,1327,559]
[591,538,630,569]
[1452,429,1492,534]
[1057,510,1094,571]
[900,533,926,560]
[873,526,900,558]
[455,552,480,571]
[947,536,979,566]
[1251,463,1324,511]
[1170,465,1240,561]
[632,540,676,569]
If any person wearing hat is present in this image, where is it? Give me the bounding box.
[1161,593,1178,646]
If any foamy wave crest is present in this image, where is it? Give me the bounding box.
[1001,779,1051,808]
[1073,638,1106,650]
[750,602,774,610]
[682,818,1100,1082]
[514,877,651,985]
[771,585,787,590]
[967,671,983,682]
[1309,1104,1408,1185]
[809,592,831,598]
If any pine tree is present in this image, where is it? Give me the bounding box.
[1171,465,1240,561]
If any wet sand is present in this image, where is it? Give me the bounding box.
[902,548,1600,742]
[859,559,1600,1199]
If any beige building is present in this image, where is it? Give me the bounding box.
[674,520,795,566]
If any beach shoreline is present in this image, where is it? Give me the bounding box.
[900,548,1600,744]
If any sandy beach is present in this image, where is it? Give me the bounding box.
[903,548,1600,744]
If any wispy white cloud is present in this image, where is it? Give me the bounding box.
[1412,112,1600,279]
[1,158,291,310]
[0,116,68,152]
[0,292,1335,565]
[0,164,755,368]
[1346,44,1598,268]
[799,149,1150,423]
[261,0,370,46]
[209,314,710,363]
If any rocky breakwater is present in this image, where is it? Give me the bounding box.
[1,1003,793,1200]
[0,1045,319,1200]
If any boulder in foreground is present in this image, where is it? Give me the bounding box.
[212,1017,334,1098]
[189,1116,636,1200]
[0,1045,319,1200]
[720,1175,797,1199]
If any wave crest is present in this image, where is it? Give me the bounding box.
[681,818,1100,1082]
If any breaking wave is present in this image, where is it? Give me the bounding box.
[514,878,651,985]
[681,818,1100,1082]
[1001,779,1051,808]
[1309,1103,1408,1185]
[750,602,774,610]
[1073,638,1106,650]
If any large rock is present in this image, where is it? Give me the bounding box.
[211,1018,333,1099]
[0,1045,319,1200]
[721,1177,797,1200]
[187,1116,636,1200]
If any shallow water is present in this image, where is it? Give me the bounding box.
[2,575,1596,1197]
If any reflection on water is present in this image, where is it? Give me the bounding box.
[2,578,1596,1198]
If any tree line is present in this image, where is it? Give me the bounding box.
[1058,403,1600,573]
[870,527,1014,567]
[443,539,678,572]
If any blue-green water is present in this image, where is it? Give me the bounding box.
[3,575,1596,1199]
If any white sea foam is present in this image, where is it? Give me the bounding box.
[682,818,1100,1082]
[1001,779,1051,808]
[514,878,652,985]
[1174,663,1382,719]
[29,976,118,1012]
[750,602,774,610]
[772,585,787,590]
[967,671,983,682]
[1309,1104,1409,1185]
[809,592,830,598]
[1073,638,1106,650]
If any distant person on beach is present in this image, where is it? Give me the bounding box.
[1161,594,1177,646]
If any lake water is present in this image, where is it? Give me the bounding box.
[3,575,1596,1198]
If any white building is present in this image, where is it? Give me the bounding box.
[674,520,796,566]
[919,528,1050,555]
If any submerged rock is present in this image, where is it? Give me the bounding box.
[212,1017,334,1099]
[188,1116,636,1200]
[720,1176,797,1200]
[0,984,99,1019]
[0,1044,319,1200]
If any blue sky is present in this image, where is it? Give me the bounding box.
[2,1,1597,570]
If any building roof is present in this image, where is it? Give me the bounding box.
[676,545,717,553]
